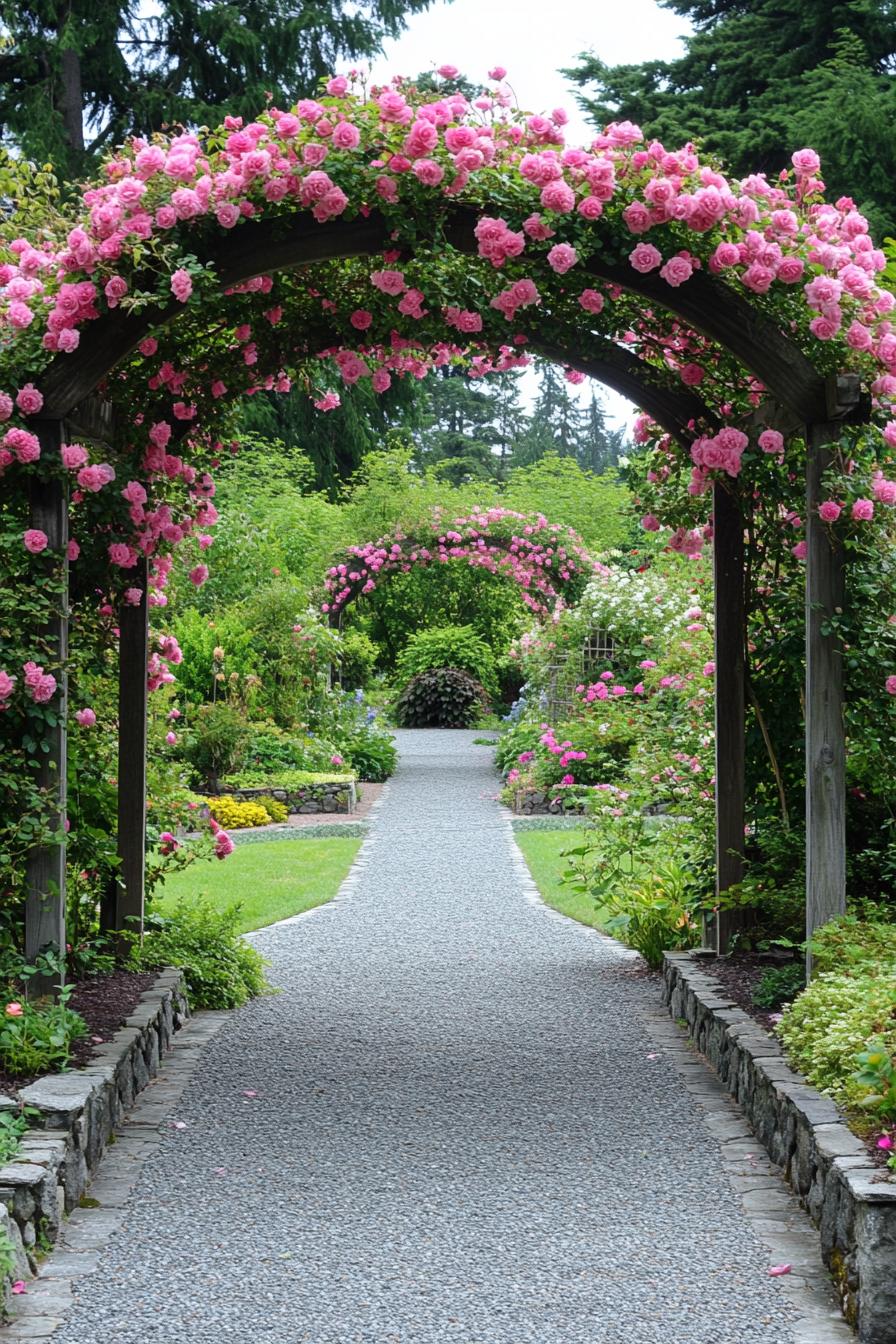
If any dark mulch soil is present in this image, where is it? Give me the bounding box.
[0,968,158,1093]
[702,953,786,1033]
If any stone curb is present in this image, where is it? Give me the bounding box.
[0,968,189,1312]
[663,950,895,1343]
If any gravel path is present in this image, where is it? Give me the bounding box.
[51,730,811,1343]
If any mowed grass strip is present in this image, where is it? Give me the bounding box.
[153,836,362,933]
[513,828,612,929]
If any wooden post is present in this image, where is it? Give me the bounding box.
[710,481,746,953]
[24,423,69,986]
[114,558,149,940]
[805,423,847,970]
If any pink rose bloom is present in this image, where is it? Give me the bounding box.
[75,708,96,727]
[641,514,660,532]
[61,443,88,469]
[4,427,40,462]
[792,541,808,560]
[660,255,694,287]
[331,121,360,150]
[629,243,662,273]
[818,500,841,523]
[702,662,716,677]
[214,830,235,860]
[758,429,784,454]
[791,148,821,176]
[886,675,896,696]
[577,196,604,219]
[108,542,137,567]
[873,476,896,505]
[851,498,874,521]
[166,731,177,745]
[540,180,576,213]
[170,269,193,302]
[488,66,507,80]
[437,63,459,78]
[189,564,209,587]
[15,383,43,415]
[0,392,13,421]
[547,243,578,274]
[23,528,48,554]
[775,256,804,284]
[330,753,344,766]
[350,309,373,330]
[5,1002,23,1017]
[680,363,704,386]
[0,670,16,702]
[68,539,80,561]
[370,269,406,295]
[639,660,657,670]
[578,289,604,313]
[31,673,56,703]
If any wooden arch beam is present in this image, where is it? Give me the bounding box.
[530,336,714,443]
[40,206,826,423]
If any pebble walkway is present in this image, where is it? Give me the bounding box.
[31,731,852,1343]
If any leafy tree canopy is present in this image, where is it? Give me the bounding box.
[566,0,896,235]
[0,0,437,175]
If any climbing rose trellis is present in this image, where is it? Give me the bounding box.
[1,62,896,721]
[322,508,594,619]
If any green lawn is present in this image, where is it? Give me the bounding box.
[514,827,612,930]
[153,836,362,933]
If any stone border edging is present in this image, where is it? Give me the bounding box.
[0,968,189,1303]
[663,950,896,1343]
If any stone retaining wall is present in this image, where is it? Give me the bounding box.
[221,781,356,815]
[0,969,189,1296]
[663,951,896,1343]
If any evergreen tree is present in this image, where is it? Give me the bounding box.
[513,362,585,466]
[413,368,525,484]
[0,0,437,177]
[578,391,626,474]
[239,377,423,496]
[566,0,896,235]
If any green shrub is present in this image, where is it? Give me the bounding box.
[342,726,397,781]
[753,962,805,1010]
[778,970,896,1106]
[228,768,354,789]
[0,989,88,1076]
[185,702,251,790]
[396,625,498,698]
[131,900,268,1009]
[810,915,896,975]
[598,860,701,968]
[495,719,544,775]
[395,666,488,728]
[254,795,289,823]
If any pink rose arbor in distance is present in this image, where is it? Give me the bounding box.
[3,61,896,720]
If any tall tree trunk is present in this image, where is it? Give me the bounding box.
[58,36,85,154]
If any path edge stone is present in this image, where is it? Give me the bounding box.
[663,950,896,1343]
[0,968,189,1313]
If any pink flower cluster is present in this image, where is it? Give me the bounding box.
[323,508,593,618]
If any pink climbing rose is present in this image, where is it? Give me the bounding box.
[75,708,96,727]
[170,269,193,302]
[818,501,842,523]
[23,529,48,554]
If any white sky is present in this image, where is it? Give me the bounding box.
[369,0,691,431]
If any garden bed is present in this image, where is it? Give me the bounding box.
[663,951,896,1343]
[0,968,189,1296]
[0,970,158,1093]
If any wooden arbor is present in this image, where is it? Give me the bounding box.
[25,205,865,964]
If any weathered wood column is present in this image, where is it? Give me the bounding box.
[710,480,746,953]
[24,422,69,980]
[804,421,847,969]
[114,557,149,939]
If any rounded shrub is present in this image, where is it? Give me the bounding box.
[204,797,271,829]
[395,625,498,698]
[395,666,488,729]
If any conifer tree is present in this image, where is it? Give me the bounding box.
[566,0,896,235]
